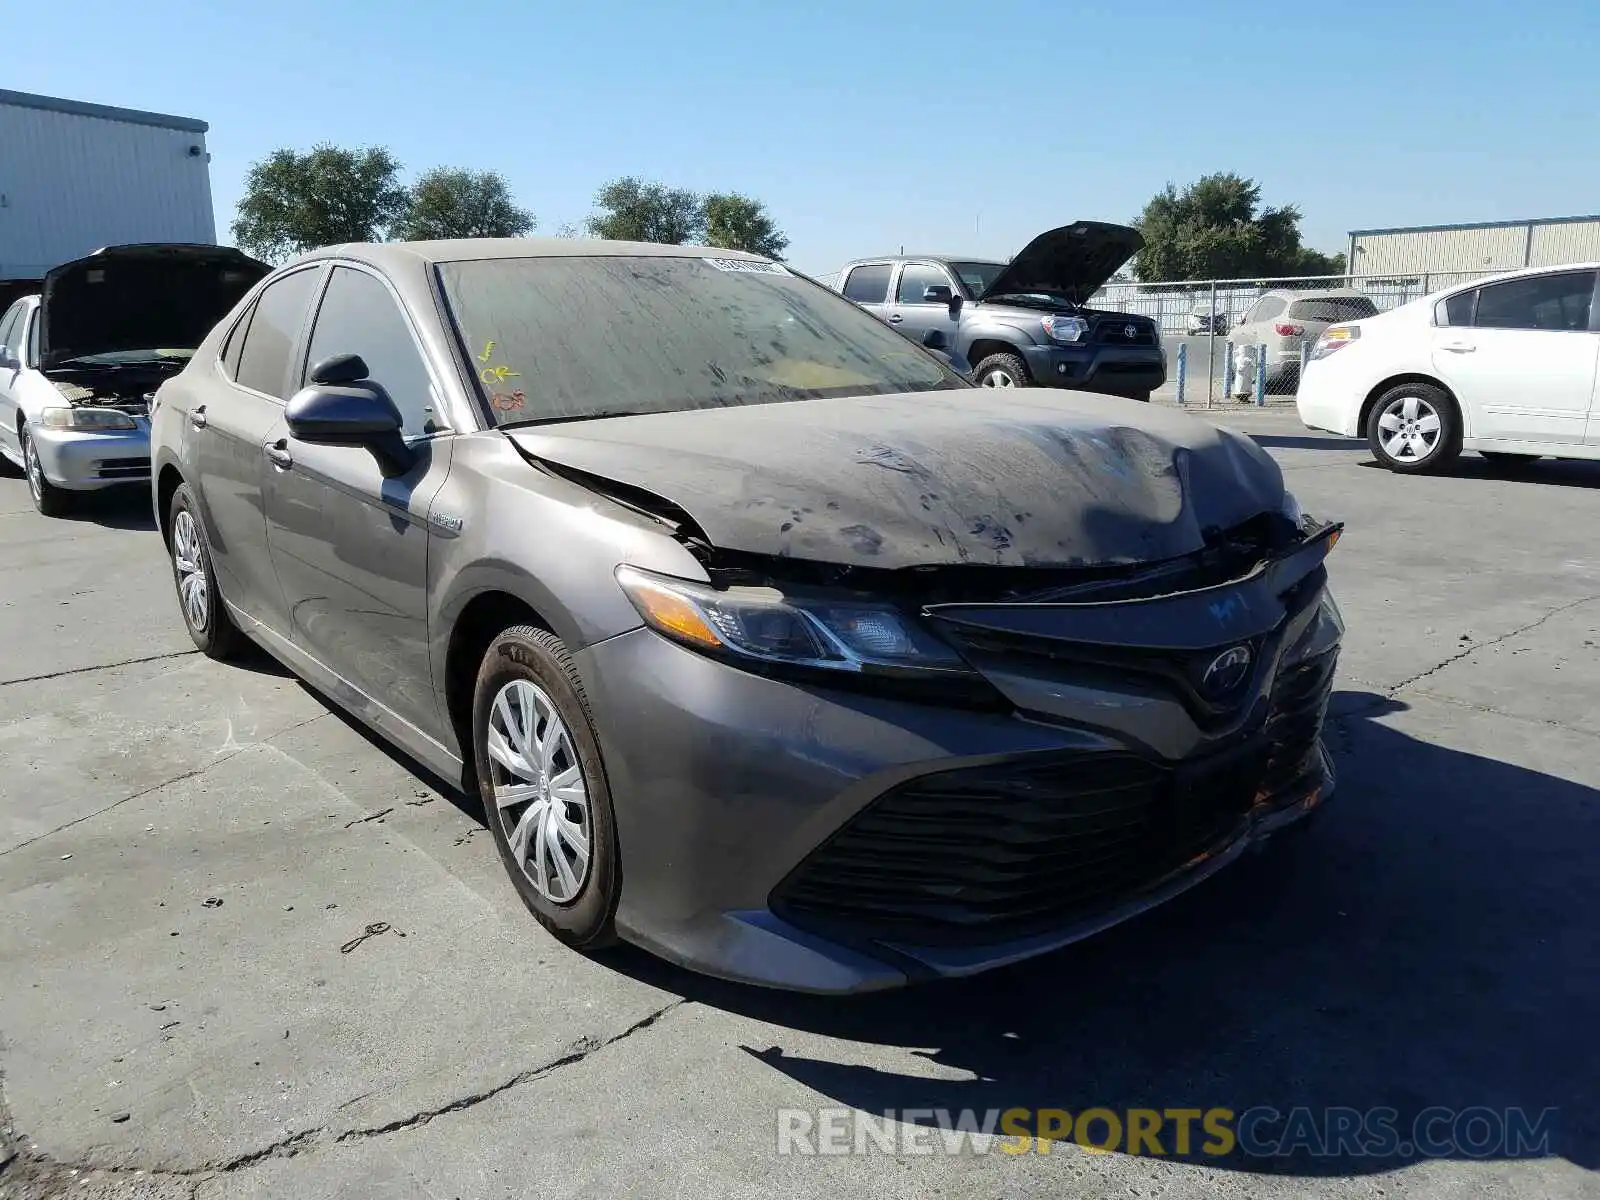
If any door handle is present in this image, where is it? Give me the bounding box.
[189,406,207,429]
[264,441,293,470]
[1440,340,1475,353]
[887,314,904,324]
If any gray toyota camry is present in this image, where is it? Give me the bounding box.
[150,238,1343,993]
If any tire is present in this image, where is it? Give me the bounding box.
[1366,382,1461,474]
[1480,451,1540,466]
[973,351,1029,389]
[473,625,620,948]
[167,483,247,659]
[20,426,73,517]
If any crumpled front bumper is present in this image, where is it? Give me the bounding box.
[578,525,1345,994]
[29,419,152,490]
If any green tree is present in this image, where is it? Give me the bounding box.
[703,193,789,258]
[585,177,703,244]
[394,168,534,241]
[232,145,409,261]
[1133,173,1342,282]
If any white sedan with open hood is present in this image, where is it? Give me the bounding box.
[0,244,269,515]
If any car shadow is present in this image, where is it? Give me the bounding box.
[1250,433,1367,452]
[607,691,1598,1177]
[1356,456,1600,489]
[62,488,157,530]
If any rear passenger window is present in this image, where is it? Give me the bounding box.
[234,269,320,398]
[842,264,892,304]
[1473,271,1595,332]
[220,301,256,379]
[304,267,437,436]
[1436,290,1476,327]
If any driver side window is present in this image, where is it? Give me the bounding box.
[304,267,438,436]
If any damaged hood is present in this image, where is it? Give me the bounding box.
[976,221,1144,307]
[40,244,270,380]
[507,391,1287,571]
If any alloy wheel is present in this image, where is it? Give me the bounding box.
[486,679,592,904]
[171,510,209,632]
[982,369,1018,388]
[24,436,42,502]
[1376,394,1442,463]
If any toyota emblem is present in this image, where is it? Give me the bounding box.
[1124,324,1138,339]
[1200,644,1253,698]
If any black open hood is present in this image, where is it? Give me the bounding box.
[507,391,1286,571]
[39,244,270,379]
[975,221,1144,307]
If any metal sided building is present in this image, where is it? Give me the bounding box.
[1348,215,1600,280]
[0,89,216,283]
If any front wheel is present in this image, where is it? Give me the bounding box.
[21,427,73,517]
[1366,383,1461,474]
[474,626,620,948]
[973,352,1029,389]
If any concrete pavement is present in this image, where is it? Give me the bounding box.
[1,411,1596,1199]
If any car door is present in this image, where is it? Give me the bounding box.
[0,301,25,465]
[885,261,962,348]
[839,262,894,322]
[262,263,455,738]
[194,265,323,630]
[1431,270,1600,445]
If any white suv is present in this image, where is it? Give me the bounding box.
[1296,264,1600,473]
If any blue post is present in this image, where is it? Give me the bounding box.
[1254,344,1268,407]
[1222,340,1233,399]
[1175,342,1187,405]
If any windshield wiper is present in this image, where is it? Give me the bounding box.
[498,411,642,429]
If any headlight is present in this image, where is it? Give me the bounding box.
[615,565,974,678]
[1041,314,1089,344]
[39,406,137,431]
[1309,325,1360,362]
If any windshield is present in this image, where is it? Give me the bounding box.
[438,255,964,426]
[946,260,1005,297]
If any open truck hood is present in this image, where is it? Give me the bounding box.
[40,243,270,381]
[507,391,1286,571]
[975,221,1144,307]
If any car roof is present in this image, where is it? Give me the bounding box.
[1261,288,1370,301]
[841,255,1004,267]
[289,238,775,269]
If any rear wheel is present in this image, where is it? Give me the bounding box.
[1366,383,1461,474]
[21,427,72,517]
[473,625,620,948]
[973,352,1029,389]
[168,483,247,659]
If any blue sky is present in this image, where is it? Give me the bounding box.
[8,0,1598,276]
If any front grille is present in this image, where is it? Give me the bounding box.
[96,457,151,480]
[1096,322,1157,346]
[773,647,1336,944]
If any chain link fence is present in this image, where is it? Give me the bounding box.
[1092,269,1501,405]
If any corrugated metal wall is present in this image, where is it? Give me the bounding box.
[0,100,215,279]
[1350,218,1600,279]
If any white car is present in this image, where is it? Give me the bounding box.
[0,244,267,515]
[1297,263,1600,473]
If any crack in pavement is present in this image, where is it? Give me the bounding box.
[1383,592,1600,698]
[0,713,328,859]
[334,998,688,1142]
[0,1001,687,1195]
[0,649,198,689]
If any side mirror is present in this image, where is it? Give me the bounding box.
[921,328,948,350]
[309,352,370,386]
[922,285,954,305]
[0,345,17,371]
[285,380,415,475]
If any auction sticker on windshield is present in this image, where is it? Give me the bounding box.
[702,258,790,275]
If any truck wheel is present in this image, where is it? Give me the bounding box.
[974,352,1029,389]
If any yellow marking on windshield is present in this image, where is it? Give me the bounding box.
[761,360,878,389]
[477,339,497,363]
